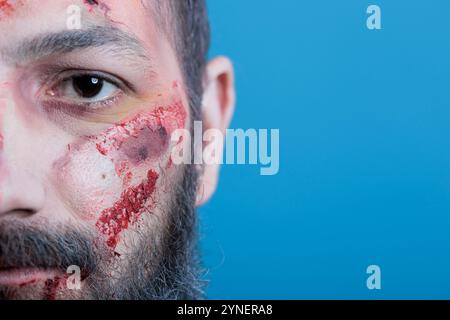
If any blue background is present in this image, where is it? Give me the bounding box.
[200,0,450,299]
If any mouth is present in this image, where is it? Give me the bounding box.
[0,268,60,287]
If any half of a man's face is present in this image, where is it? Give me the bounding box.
[0,0,199,299]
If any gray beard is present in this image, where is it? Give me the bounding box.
[0,164,204,300]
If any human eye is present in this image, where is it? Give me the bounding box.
[52,74,119,103]
[40,70,130,114]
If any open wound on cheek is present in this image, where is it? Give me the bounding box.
[94,99,186,165]
[92,99,187,249]
[96,169,159,249]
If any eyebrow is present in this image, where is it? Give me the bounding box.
[2,25,151,66]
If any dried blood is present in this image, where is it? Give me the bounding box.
[96,170,159,249]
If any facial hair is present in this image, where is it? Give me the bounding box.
[0,164,204,300]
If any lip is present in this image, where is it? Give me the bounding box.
[0,268,59,287]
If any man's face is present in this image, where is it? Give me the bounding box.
[0,0,201,299]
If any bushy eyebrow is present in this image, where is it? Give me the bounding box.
[2,25,151,67]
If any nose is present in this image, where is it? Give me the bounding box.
[0,98,46,218]
[0,168,46,217]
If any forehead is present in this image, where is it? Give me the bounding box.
[0,0,163,56]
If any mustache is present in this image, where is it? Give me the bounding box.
[0,222,99,275]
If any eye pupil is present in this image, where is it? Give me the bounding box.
[72,75,104,98]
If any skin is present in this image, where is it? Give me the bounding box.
[0,0,235,299]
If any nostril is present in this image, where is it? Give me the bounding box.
[2,209,35,219]
[0,171,46,218]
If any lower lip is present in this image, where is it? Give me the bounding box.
[0,268,58,287]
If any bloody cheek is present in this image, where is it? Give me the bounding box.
[92,100,187,249]
[94,100,186,160]
[0,0,14,15]
[112,126,169,166]
[96,170,159,249]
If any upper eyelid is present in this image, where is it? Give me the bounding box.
[48,69,131,93]
[30,62,138,94]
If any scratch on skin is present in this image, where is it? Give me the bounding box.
[96,169,159,249]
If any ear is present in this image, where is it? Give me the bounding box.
[195,56,235,206]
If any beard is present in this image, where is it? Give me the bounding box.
[0,164,204,300]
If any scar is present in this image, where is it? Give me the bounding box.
[96,169,159,249]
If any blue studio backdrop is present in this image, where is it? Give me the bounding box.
[200,0,450,299]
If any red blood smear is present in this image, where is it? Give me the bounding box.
[44,276,61,300]
[0,1,14,15]
[19,279,37,288]
[115,161,129,177]
[123,171,133,186]
[96,170,159,249]
[120,126,169,165]
[96,142,108,156]
[166,157,173,170]
[151,102,187,135]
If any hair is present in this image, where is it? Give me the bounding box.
[152,0,211,121]
[0,164,204,300]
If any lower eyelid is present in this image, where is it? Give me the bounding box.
[39,92,124,119]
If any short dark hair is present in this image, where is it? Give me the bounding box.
[153,0,210,121]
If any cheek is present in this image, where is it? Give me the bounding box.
[120,126,169,165]
[0,1,15,15]
[53,100,186,249]
[96,169,159,249]
[94,99,186,161]
[53,142,124,220]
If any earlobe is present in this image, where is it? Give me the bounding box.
[195,56,235,207]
